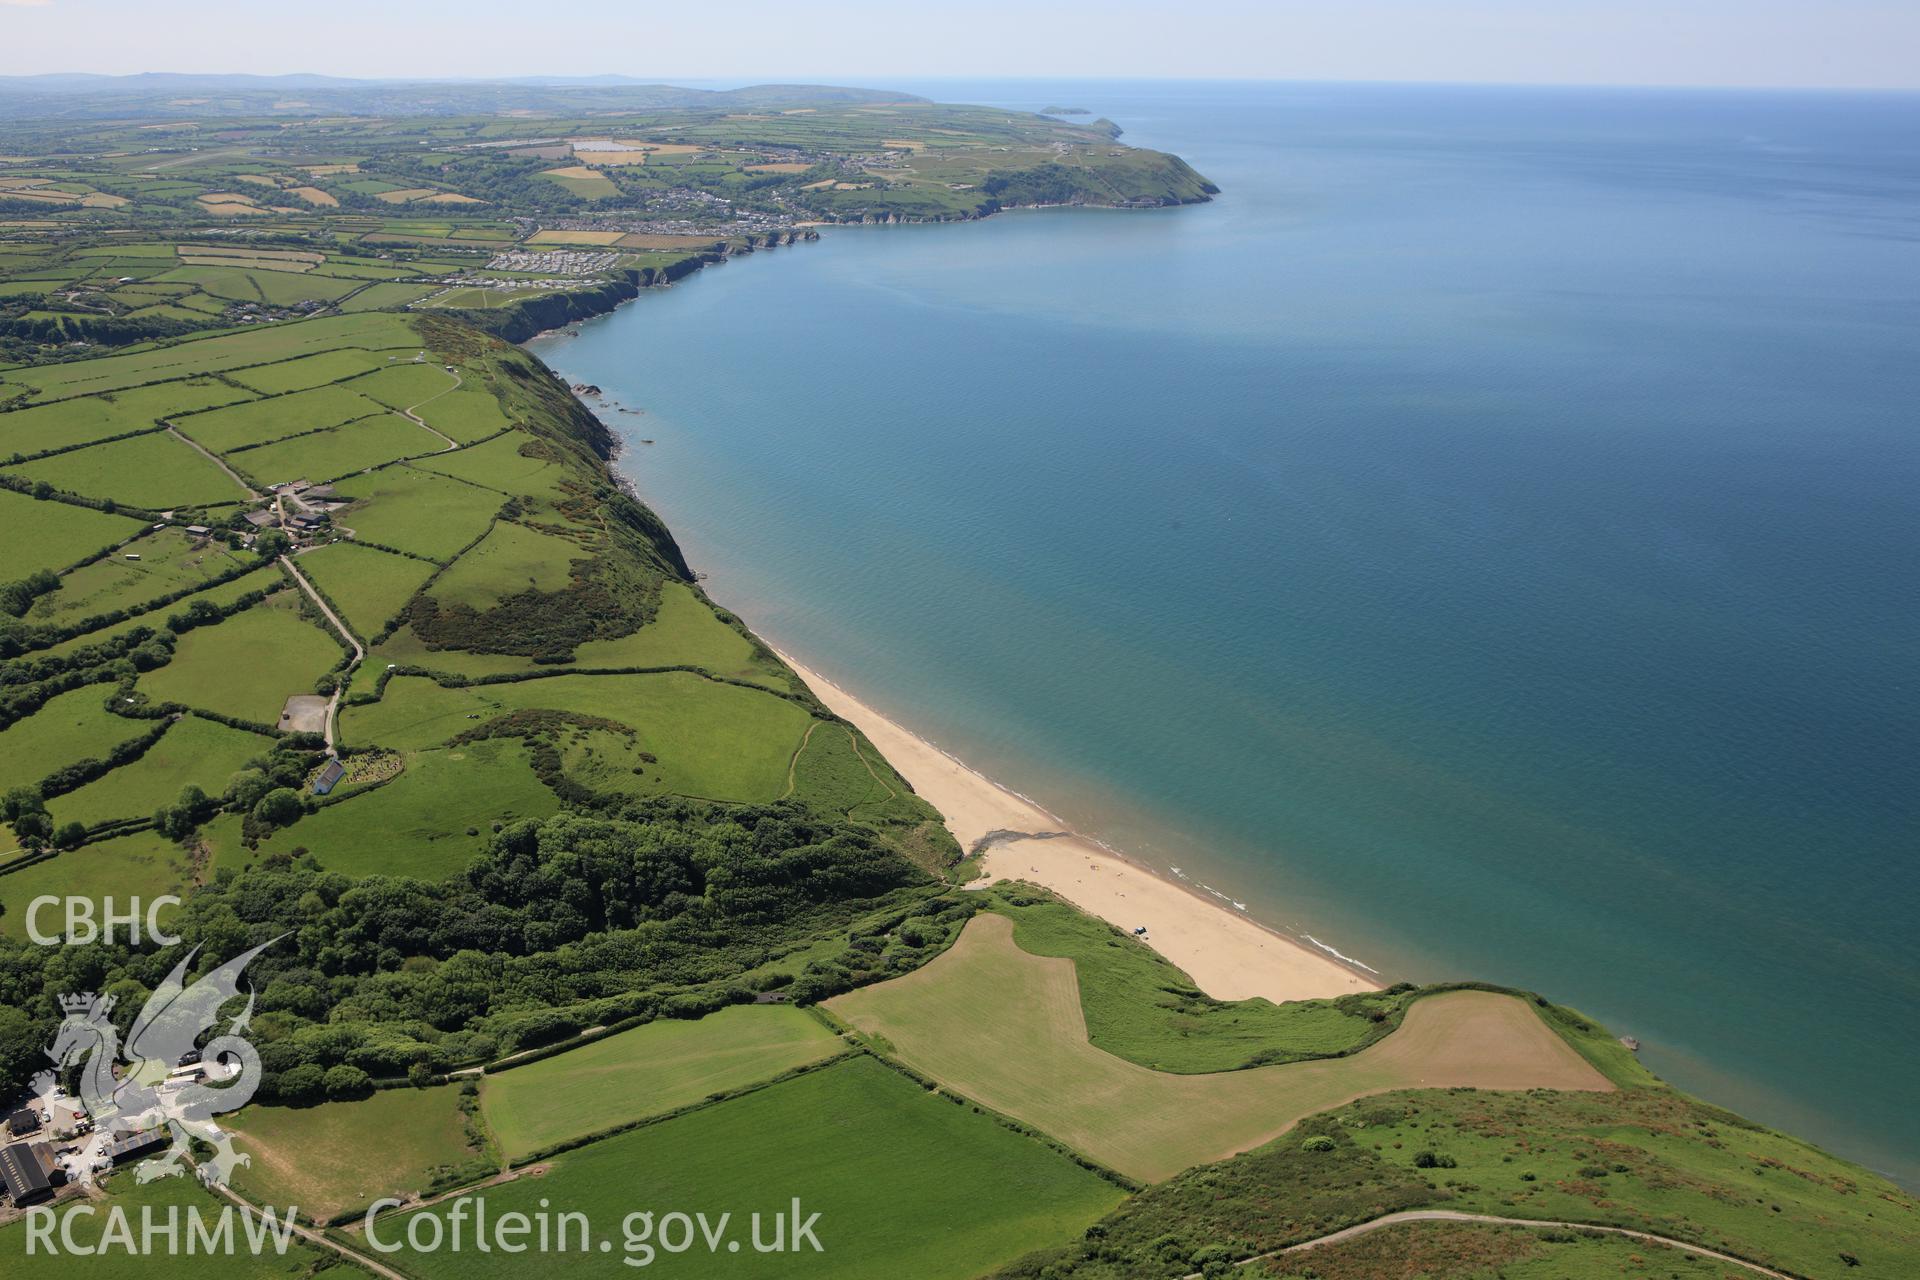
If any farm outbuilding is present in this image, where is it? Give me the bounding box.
[0,1141,54,1205]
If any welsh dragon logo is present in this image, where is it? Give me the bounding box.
[34,937,281,1188]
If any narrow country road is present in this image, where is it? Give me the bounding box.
[1186,1209,1795,1279]
[280,553,363,753]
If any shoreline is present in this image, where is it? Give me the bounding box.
[773,648,1379,1005]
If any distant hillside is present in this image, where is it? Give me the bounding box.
[0,76,923,120]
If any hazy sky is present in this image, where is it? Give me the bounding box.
[2,0,1916,91]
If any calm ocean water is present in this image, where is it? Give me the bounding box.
[531,81,1920,1185]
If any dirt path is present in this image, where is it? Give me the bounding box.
[398,367,463,452]
[206,1180,402,1280]
[166,423,260,500]
[280,553,363,753]
[1190,1209,1795,1279]
[780,720,821,800]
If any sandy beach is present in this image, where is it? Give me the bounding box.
[778,651,1377,1004]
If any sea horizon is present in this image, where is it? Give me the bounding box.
[530,77,1920,1187]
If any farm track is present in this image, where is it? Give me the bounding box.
[397,366,463,451]
[280,553,363,753]
[1186,1209,1797,1279]
[206,1179,409,1280]
[165,423,260,500]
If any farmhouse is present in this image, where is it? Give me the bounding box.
[0,1140,54,1206]
[5,1109,39,1138]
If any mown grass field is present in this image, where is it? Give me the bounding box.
[4,428,248,507]
[0,486,146,575]
[0,827,194,939]
[379,1055,1124,1280]
[293,541,436,639]
[827,914,1610,1182]
[344,671,812,803]
[139,591,343,724]
[228,1083,487,1222]
[482,1005,848,1161]
[260,740,556,879]
[27,527,247,625]
[48,713,271,827]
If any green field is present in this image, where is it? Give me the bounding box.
[0,312,420,401]
[293,541,436,638]
[0,487,147,575]
[352,361,459,412]
[226,411,444,486]
[368,585,788,687]
[140,591,343,724]
[331,463,502,560]
[827,914,1609,1182]
[538,168,621,200]
[987,891,1405,1072]
[229,1083,487,1222]
[48,713,273,827]
[153,262,362,306]
[344,671,812,802]
[260,740,557,878]
[0,1172,335,1278]
[0,684,149,789]
[4,428,248,507]
[424,519,581,608]
[44,566,272,657]
[413,387,511,442]
[27,527,247,626]
[337,280,439,311]
[0,827,195,939]
[227,347,393,394]
[170,382,387,452]
[482,1005,848,1160]
[1,377,253,455]
[382,1055,1123,1280]
[412,429,565,497]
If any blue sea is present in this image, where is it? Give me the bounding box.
[530,80,1920,1186]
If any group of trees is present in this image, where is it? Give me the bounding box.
[0,797,962,1105]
